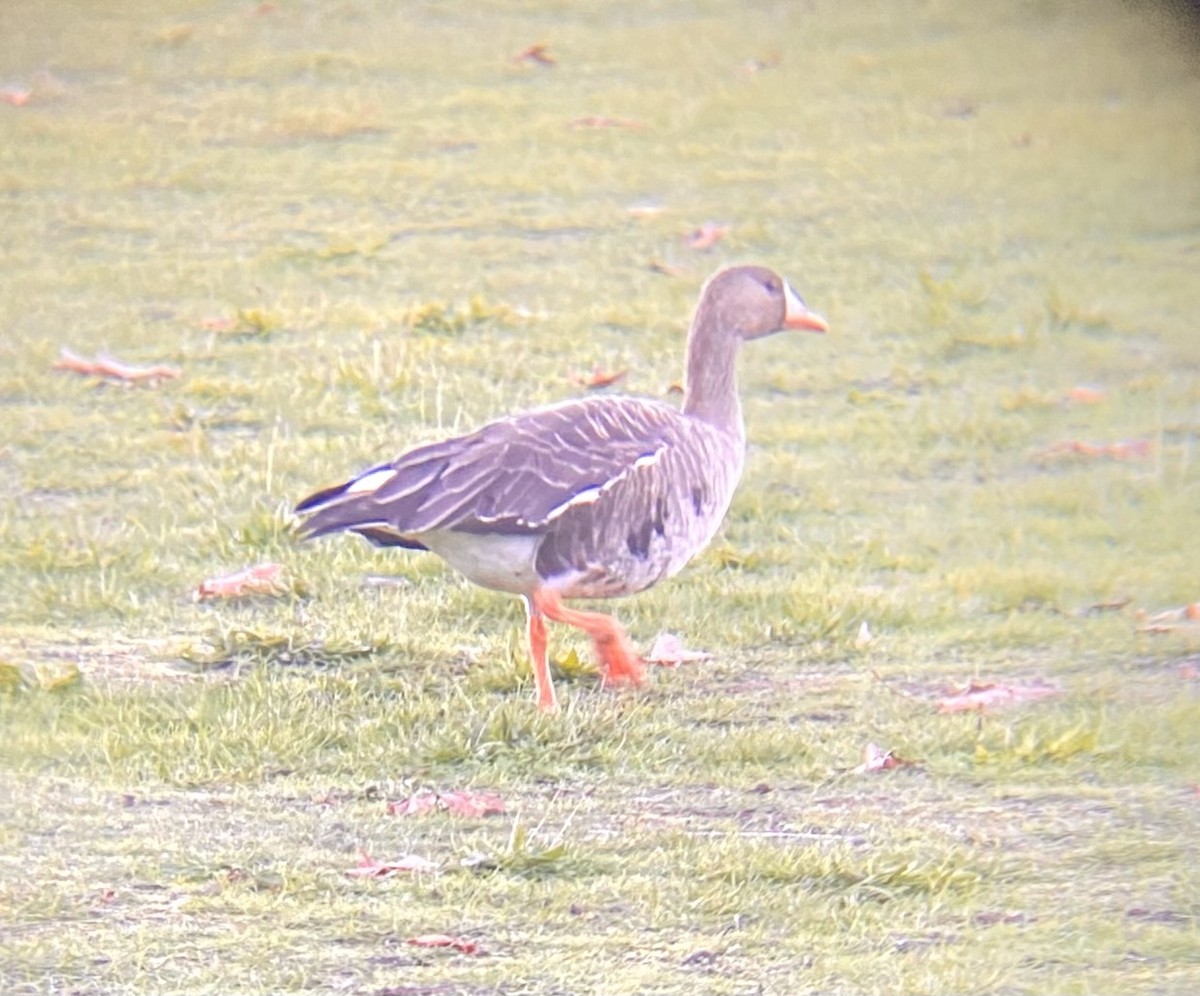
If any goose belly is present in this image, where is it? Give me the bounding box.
[417,531,543,594]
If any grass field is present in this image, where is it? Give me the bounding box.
[1,1,1199,993]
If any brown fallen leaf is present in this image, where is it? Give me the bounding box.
[439,790,505,817]
[936,681,1060,713]
[572,365,628,390]
[855,741,916,773]
[644,632,712,667]
[54,347,182,385]
[568,115,646,131]
[197,316,239,332]
[347,852,438,878]
[1144,603,1200,623]
[627,203,666,219]
[1105,439,1152,460]
[1136,602,1200,634]
[388,790,506,818]
[1065,385,1105,405]
[686,222,730,251]
[195,563,286,600]
[514,43,555,67]
[1034,438,1152,462]
[407,934,480,955]
[1,85,32,107]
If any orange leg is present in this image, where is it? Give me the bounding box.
[523,596,558,712]
[530,588,646,690]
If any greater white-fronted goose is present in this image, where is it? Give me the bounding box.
[295,265,826,710]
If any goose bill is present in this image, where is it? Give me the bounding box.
[783,281,828,333]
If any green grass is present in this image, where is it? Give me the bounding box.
[2,0,1200,993]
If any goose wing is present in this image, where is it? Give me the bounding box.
[294,396,691,545]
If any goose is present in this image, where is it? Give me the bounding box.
[295,265,826,710]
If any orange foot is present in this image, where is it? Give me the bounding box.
[530,588,646,692]
[592,627,646,688]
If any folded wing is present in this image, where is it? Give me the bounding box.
[294,396,694,546]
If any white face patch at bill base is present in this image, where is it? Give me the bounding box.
[784,282,804,318]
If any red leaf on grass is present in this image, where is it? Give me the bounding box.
[644,632,712,667]
[195,563,285,600]
[1065,385,1105,405]
[388,790,506,818]
[514,43,555,67]
[572,365,628,390]
[686,222,730,251]
[347,852,438,878]
[1,85,33,107]
[855,742,916,773]
[936,681,1059,713]
[54,347,181,385]
[407,934,480,955]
